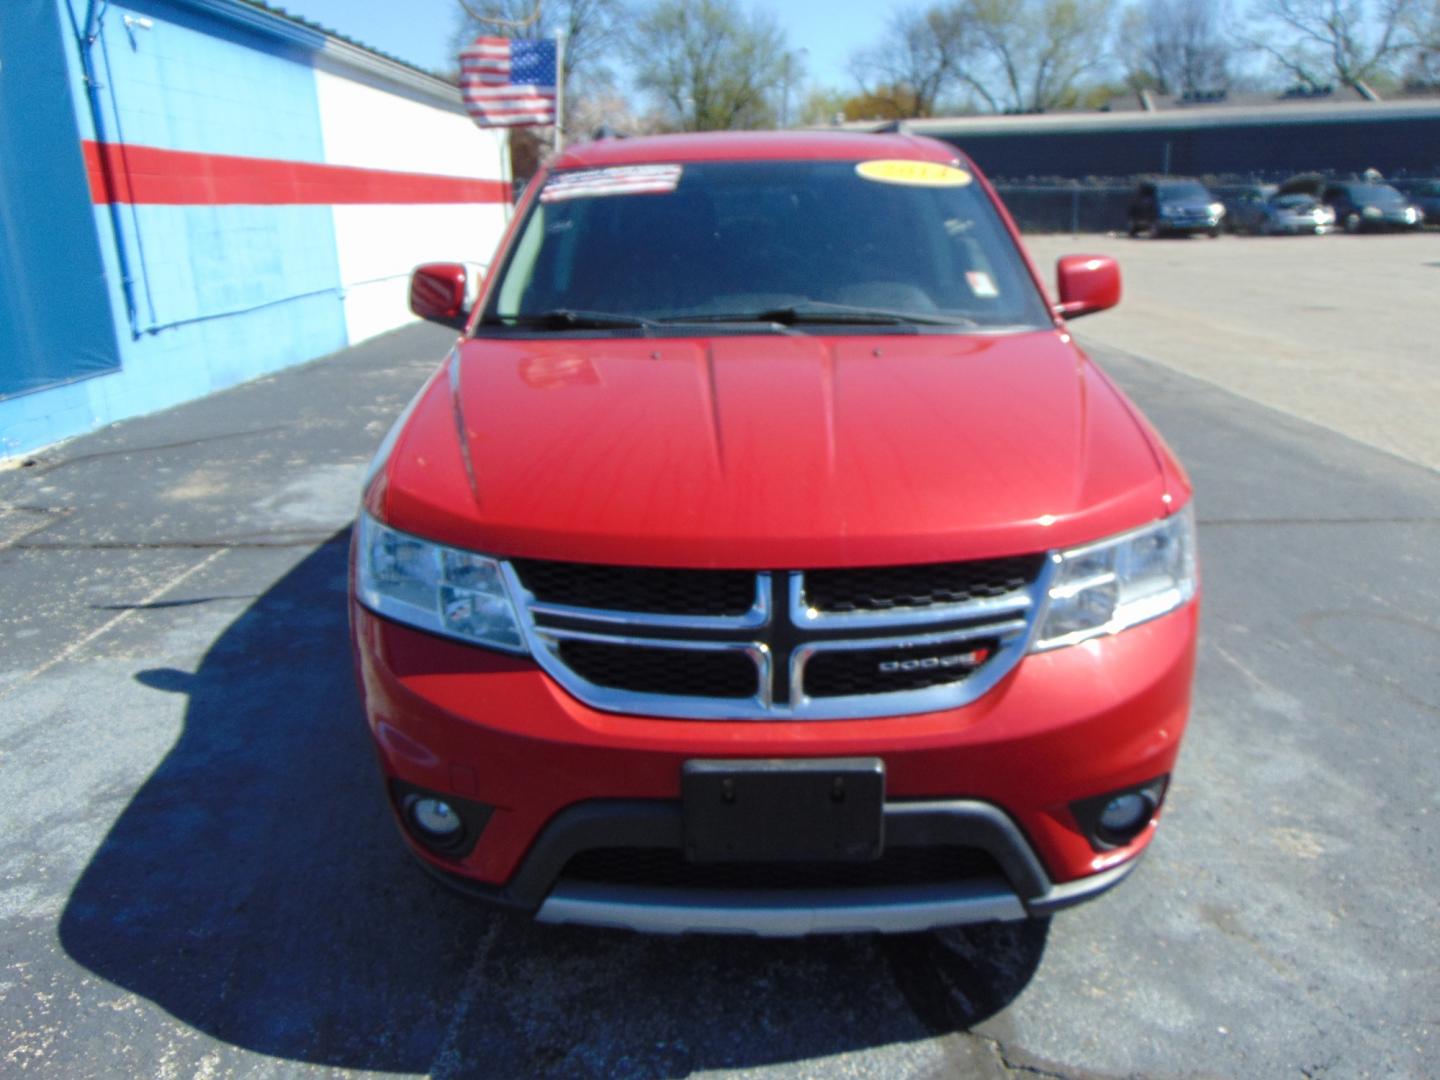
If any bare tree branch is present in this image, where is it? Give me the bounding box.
[456,0,542,29]
[957,0,1117,112]
[1243,0,1423,89]
[627,0,793,131]
[1121,0,1233,95]
[847,5,968,117]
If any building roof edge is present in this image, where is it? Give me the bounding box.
[174,0,465,110]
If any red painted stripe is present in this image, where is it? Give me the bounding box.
[82,140,510,207]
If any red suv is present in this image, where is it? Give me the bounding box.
[351,132,1198,936]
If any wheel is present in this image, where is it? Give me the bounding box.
[1147,221,1161,239]
[1207,227,1220,238]
[1343,212,1361,234]
[1127,219,1139,238]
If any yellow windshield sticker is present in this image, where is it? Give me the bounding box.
[856,160,972,187]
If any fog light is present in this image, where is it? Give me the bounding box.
[409,797,462,839]
[390,782,493,858]
[1071,775,1167,850]
[1099,793,1150,834]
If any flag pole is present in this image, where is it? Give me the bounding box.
[553,28,566,155]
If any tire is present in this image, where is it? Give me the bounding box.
[1207,227,1221,238]
[1127,220,1139,238]
[1147,221,1161,239]
[1344,212,1361,234]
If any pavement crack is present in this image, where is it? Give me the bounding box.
[0,504,72,549]
[972,1032,1086,1079]
[18,425,290,476]
[15,530,342,552]
[1199,515,1440,527]
[429,920,503,1079]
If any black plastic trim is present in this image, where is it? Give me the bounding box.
[415,798,1061,912]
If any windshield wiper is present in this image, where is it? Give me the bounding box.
[674,302,978,327]
[491,308,662,330]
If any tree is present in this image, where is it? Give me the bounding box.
[627,0,794,130]
[1401,0,1440,84]
[1243,0,1424,92]
[796,86,850,127]
[450,0,624,88]
[847,5,969,118]
[957,0,1119,112]
[841,85,929,120]
[1121,0,1233,95]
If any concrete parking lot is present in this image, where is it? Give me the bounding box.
[1,236,1437,1078]
[1026,231,1440,471]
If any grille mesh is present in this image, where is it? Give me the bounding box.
[561,846,1003,889]
[514,556,1039,716]
[803,555,1044,614]
[511,559,756,616]
[557,639,758,698]
[804,641,996,698]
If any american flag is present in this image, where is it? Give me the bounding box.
[459,36,558,128]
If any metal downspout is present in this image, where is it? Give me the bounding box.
[68,0,141,338]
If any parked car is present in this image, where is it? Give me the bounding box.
[1127,178,1225,237]
[1398,179,1440,226]
[1229,187,1335,235]
[1222,184,1276,232]
[355,131,1199,936]
[1321,181,1424,232]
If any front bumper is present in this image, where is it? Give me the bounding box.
[1159,215,1221,233]
[1270,218,1332,234]
[413,797,1143,935]
[352,599,1198,931]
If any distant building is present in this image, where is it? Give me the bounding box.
[1,0,511,459]
[886,97,1440,182]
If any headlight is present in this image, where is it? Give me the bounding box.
[1032,505,1197,651]
[1208,202,1225,217]
[355,513,527,653]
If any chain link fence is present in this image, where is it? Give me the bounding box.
[992,185,1134,234]
[992,182,1286,233]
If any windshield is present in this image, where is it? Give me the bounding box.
[1159,182,1212,202]
[481,159,1052,333]
[1272,194,1318,209]
[1348,183,1407,206]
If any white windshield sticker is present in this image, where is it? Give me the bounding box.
[540,164,683,202]
[966,271,999,298]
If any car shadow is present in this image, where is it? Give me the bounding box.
[59,531,1047,1075]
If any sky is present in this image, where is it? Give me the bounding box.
[269,0,889,94]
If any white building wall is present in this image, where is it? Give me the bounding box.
[314,69,511,345]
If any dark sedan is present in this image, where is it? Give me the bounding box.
[1398,180,1440,227]
[1323,182,1424,233]
[1128,179,1224,238]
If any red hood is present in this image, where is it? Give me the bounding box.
[380,330,1175,567]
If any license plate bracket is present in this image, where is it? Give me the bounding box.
[681,758,884,863]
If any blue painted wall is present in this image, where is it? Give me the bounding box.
[0,0,121,413]
[0,0,350,458]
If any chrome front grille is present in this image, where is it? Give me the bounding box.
[504,557,1054,720]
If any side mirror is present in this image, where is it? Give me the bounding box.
[1054,254,1121,320]
[409,262,469,330]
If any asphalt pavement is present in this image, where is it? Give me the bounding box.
[1,311,1437,1078]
